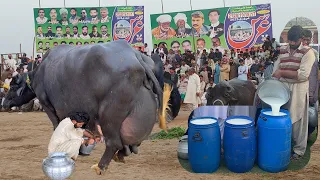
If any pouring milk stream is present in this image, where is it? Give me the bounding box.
[261,97,286,115]
[257,79,290,116]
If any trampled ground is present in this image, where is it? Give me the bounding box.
[0,110,319,180]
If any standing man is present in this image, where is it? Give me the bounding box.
[4,54,17,72]
[271,38,281,50]
[184,68,201,111]
[302,29,319,139]
[164,67,179,88]
[144,43,151,56]
[272,25,315,160]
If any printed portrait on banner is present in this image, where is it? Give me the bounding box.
[33,6,145,53]
[150,4,273,53]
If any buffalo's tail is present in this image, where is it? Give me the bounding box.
[158,83,172,131]
[135,51,168,131]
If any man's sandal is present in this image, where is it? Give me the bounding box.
[291,153,302,160]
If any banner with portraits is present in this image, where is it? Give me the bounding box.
[150,4,273,54]
[34,6,144,53]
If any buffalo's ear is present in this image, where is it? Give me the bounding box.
[224,86,238,101]
[16,84,26,96]
[14,74,23,85]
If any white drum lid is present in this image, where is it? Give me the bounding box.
[263,111,287,116]
[226,118,251,125]
[191,118,217,125]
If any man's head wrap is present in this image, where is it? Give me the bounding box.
[156,14,172,23]
[60,8,68,15]
[174,13,191,29]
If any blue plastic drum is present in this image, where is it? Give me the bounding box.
[188,117,221,173]
[257,109,292,173]
[223,116,256,173]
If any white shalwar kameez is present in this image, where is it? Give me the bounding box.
[184,73,201,110]
[48,117,85,160]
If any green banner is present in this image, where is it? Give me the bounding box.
[34,6,145,53]
[150,4,273,54]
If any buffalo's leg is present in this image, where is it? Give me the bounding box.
[37,92,60,129]
[91,143,118,175]
[113,149,126,163]
[92,87,136,175]
[41,103,59,129]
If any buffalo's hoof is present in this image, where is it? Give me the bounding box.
[112,152,125,163]
[91,164,106,175]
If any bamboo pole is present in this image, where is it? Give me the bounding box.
[161,0,164,13]
[32,36,36,71]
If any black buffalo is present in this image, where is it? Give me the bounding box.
[206,78,256,106]
[3,40,180,175]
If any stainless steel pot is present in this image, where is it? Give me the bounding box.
[257,79,291,106]
[42,152,75,180]
[177,135,188,160]
[309,101,319,128]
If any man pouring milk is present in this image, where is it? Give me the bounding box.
[272,25,315,160]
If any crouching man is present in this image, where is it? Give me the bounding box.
[48,112,98,160]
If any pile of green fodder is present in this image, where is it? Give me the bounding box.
[150,127,186,140]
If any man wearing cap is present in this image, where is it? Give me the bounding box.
[152,14,176,40]
[48,112,98,160]
[272,25,315,160]
[174,13,192,38]
[59,8,69,25]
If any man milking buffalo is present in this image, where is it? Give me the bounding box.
[48,112,101,160]
[2,40,174,175]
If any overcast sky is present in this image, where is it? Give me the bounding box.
[0,0,318,57]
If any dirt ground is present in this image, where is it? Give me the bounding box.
[0,110,320,180]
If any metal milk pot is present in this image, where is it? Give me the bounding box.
[177,135,188,160]
[256,79,291,108]
[42,152,75,180]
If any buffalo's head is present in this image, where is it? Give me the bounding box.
[3,72,36,110]
[206,80,238,105]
